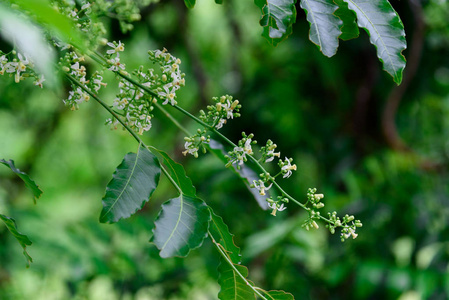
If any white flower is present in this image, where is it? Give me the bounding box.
[253,180,272,196]
[158,85,176,105]
[343,227,358,239]
[108,55,125,71]
[106,41,124,55]
[268,202,287,216]
[265,149,281,163]
[281,157,297,178]
[215,118,226,129]
[34,74,45,88]
[183,141,199,156]
[81,3,91,10]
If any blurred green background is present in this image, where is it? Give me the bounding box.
[1,0,449,299]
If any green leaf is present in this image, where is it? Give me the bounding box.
[299,0,342,57]
[342,0,407,84]
[209,140,269,210]
[0,3,58,88]
[0,159,42,203]
[9,0,88,52]
[218,259,256,300]
[209,208,241,264]
[262,290,295,300]
[151,195,211,258]
[333,0,359,40]
[254,0,297,46]
[184,0,196,9]
[99,145,161,223]
[0,214,32,267]
[149,147,196,197]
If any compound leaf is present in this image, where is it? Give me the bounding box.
[209,208,241,264]
[254,0,297,46]
[342,0,407,84]
[0,214,32,267]
[218,259,255,300]
[151,195,211,258]
[100,145,161,223]
[0,159,42,203]
[300,0,342,57]
[333,0,359,40]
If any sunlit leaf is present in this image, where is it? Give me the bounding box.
[333,0,359,40]
[209,140,269,210]
[254,0,297,46]
[0,214,32,267]
[342,0,407,84]
[218,259,255,300]
[0,3,57,88]
[184,0,196,9]
[0,159,42,203]
[209,208,241,264]
[149,147,197,197]
[151,195,211,258]
[99,145,161,223]
[9,0,88,51]
[299,0,342,57]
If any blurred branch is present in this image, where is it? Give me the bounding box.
[381,0,425,152]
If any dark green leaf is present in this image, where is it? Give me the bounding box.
[209,140,269,210]
[9,0,88,52]
[184,0,196,9]
[149,147,196,197]
[209,208,241,264]
[0,159,42,203]
[151,195,211,258]
[254,0,297,46]
[99,145,161,223]
[218,259,255,300]
[333,0,359,40]
[262,290,295,300]
[0,214,32,267]
[342,0,407,84]
[299,0,342,57]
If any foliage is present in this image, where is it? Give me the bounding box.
[0,0,448,299]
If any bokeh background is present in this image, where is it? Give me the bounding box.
[1,0,449,299]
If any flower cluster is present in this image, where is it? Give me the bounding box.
[0,51,44,87]
[107,78,154,134]
[302,188,326,230]
[61,51,108,110]
[225,133,256,168]
[266,196,289,216]
[105,41,126,72]
[199,95,241,129]
[183,129,210,158]
[326,212,362,242]
[148,48,185,106]
[259,139,281,163]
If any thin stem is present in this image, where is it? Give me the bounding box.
[65,72,182,194]
[153,102,191,136]
[208,231,268,300]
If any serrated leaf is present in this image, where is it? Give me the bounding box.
[99,145,161,223]
[342,0,407,84]
[263,290,295,300]
[151,195,211,258]
[333,0,359,40]
[300,0,342,57]
[0,159,42,203]
[149,147,196,197]
[218,259,255,300]
[209,208,241,264]
[184,0,196,9]
[255,0,297,46]
[0,214,32,267]
[209,140,269,210]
